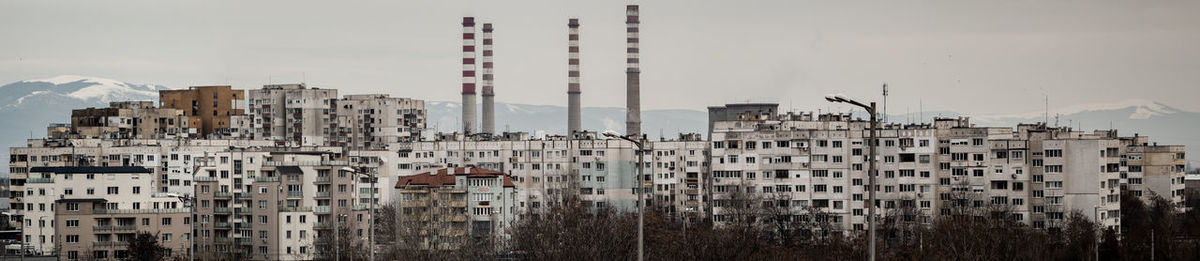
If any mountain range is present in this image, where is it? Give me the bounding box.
[1,76,1196,176]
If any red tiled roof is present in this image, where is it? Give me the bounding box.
[394,167,516,188]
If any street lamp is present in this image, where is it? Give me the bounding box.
[164,193,195,261]
[825,93,878,261]
[343,160,383,261]
[601,130,644,261]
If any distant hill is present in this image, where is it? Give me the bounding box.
[2,76,1196,175]
[0,76,168,176]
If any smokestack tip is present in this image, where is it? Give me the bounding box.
[483,23,493,31]
[463,17,475,26]
[568,18,579,27]
[627,5,638,10]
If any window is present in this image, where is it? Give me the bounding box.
[106,187,119,195]
[1045,149,1063,157]
[66,220,79,227]
[66,235,79,243]
[161,218,172,225]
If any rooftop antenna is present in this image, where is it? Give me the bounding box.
[882,83,888,123]
[919,99,924,125]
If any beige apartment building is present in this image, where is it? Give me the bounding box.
[159,85,247,137]
[329,94,427,150]
[54,198,191,260]
[247,83,338,147]
[70,101,194,139]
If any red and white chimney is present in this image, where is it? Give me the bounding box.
[625,5,641,136]
[481,23,495,135]
[567,18,582,135]
[462,17,477,134]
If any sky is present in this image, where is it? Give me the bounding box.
[1,0,1198,115]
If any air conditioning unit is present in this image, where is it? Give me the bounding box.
[1011,174,1018,179]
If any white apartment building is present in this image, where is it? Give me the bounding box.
[708,107,1184,233]
[24,166,189,255]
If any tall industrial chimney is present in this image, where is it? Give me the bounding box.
[567,18,582,135]
[462,17,477,134]
[481,23,496,135]
[625,5,642,136]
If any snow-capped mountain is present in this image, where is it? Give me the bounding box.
[0,76,169,175]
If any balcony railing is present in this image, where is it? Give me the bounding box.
[279,206,313,212]
[94,208,191,214]
[214,192,233,198]
[263,160,348,167]
[287,191,303,198]
[214,222,231,228]
[93,225,136,231]
[26,178,54,183]
[316,176,331,182]
[93,241,129,247]
[254,177,280,182]
[316,191,330,197]
[214,207,231,213]
[194,176,218,182]
[315,206,331,213]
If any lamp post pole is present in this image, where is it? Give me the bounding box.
[867,102,877,261]
[825,94,877,261]
[635,138,644,261]
[603,131,644,261]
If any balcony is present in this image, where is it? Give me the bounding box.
[93,225,136,231]
[316,191,331,197]
[214,222,231,229]
[451,215,468,223]
[236,207,252,213]
[214,192,233,198]
[353,204,371,211]
[315,206,332,213]
[449,201,467,208]
[214,207,232,213]
[287,191,303,198]
[279,206,313,212]
[254,177,280,182]
[26,178,54,184]
[94,208,191,214]
[93,241,129,247]
[316,176,331,182]
[195,176,219,182]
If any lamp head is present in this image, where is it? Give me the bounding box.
[824,94,839,103]
[602,130,622,138]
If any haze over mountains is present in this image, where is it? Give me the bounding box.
[1,76,1196,176]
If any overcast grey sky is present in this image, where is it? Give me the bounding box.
[2,0,1198,115]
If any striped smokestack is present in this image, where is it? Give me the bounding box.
[625,5,642,136]
[462,17,477,134]
[567,18,582,135]
[481,23,495,134]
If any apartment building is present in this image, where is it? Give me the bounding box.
[707,105,1184,233]
[191,150,372,260]
[393,132,710,219]
[393,167,516,250]
[248,83,338,147]
[159,85,247,137]
[22,166,190,258]
[54,198,191,260]
[70,101,194,139]
[646,134,709,222]
[329,94,427,149]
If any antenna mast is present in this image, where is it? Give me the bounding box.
[882,83,888,123]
